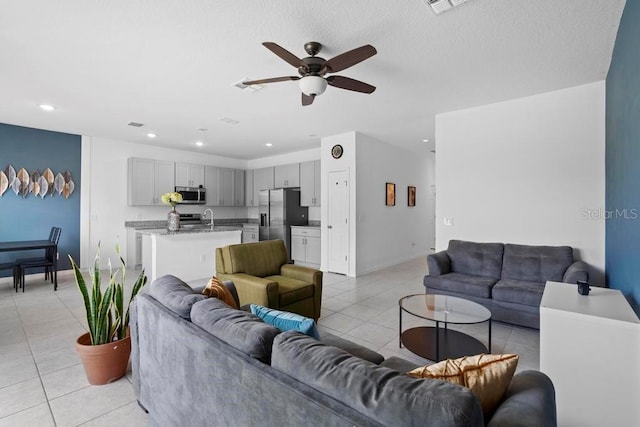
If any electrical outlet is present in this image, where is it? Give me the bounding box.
[199,254,206,262]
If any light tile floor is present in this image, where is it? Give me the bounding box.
[0,257,539,426]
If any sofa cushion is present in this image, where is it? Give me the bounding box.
[201,276,239,309]
[271,331,484,427]
[191,298,280,362]
[448,240,504,280]
[502,244,573,283]
[220,240,287,277]
[250,304,319,339]
[321,332,385,365]
[265,275,314,306]
[424,272,498,299]
[492,279,545,307]
[408,353,519,416]
[149,275,205,319]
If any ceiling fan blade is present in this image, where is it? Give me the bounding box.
[243,76,300,85]
[327,76,376,94]
[263,42,304,68]
[302,93,315,106]
[324,44,377,73]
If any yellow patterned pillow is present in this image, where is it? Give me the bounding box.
[407,353,518,415]
[202,276,239,309]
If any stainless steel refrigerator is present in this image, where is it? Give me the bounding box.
[259,188,308,260]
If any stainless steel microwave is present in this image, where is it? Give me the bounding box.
[175,186,206,204]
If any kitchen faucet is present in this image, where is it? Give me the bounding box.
[203,208,214,226]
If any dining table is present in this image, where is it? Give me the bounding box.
[0,239,58,290]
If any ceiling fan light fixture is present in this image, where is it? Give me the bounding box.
[299,76,327,96]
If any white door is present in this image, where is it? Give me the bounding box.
[327,170,349,274]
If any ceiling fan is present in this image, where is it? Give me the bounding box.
[243,41,377,106]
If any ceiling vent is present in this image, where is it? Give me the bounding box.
[233,78,264,93]
[128,122,144,127]
[219,117,240,125]
[427,0,469,15]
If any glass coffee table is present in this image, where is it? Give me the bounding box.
[399,294,491,362]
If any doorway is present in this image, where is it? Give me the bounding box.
[327,170,349,274]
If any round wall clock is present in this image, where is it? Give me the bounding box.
[331,144,343,159]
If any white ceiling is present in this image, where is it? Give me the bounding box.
[0,0,625,159]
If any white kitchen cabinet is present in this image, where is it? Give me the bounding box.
[234,169,245,206]
[175,163,205,188]
[300,160,321,206]
[274,163,300,188]
[245,169,255,206]
[219,168,234,206]
[128,157,175,206]
[242,224,259,243]
[290,226,321,268]
[253,167,274,206]
[204,165,220,206]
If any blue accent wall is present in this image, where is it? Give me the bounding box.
[0,123,81,277]
[606,1,640,313]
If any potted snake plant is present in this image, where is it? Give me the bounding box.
[69,243,147,385]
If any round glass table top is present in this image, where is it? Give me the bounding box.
[399,294,491,324]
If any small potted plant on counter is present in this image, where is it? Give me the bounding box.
[69,243,147,385]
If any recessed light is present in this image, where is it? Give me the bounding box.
[265,143,273,147]
[197,128,208,132]
[422,138,430,143]
[39,104,55,111]
[147,133,157,138]
[195,141,204,147]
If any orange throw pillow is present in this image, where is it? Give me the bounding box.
[407,353,518,415]
[202,276,238,309]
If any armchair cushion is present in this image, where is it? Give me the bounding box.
[219,240,287,277]
[265,275,314,307]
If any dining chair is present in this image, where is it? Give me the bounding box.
[0,261,21,291]
[18,227,61,292]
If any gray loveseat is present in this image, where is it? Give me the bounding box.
[424,240,589,329]
[131,274,557,426]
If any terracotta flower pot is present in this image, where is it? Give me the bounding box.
[76,332,131,385]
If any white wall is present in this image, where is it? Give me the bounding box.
[435,81,605,283]
[355,133,431,275]
[81,137,247,267]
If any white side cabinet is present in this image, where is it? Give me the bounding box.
[175,163,205,188]
[128,157,175,206]
[300,160,321,206]
[540,281,640,427]
[290,226,320,269]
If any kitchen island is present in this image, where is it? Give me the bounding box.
[139,226,241,285]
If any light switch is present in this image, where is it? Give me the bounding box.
[443,217,454,226]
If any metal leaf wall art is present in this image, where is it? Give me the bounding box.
[0,164,75,199]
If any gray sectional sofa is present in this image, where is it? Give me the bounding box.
[424,240,589,329]
[131,274,557,426]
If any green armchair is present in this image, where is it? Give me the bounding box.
[215,239,323,320]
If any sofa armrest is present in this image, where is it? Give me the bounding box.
[427,250,451,276]
[488,370,557,427]
[562,261,589,284]
[281,264,323,320]
[220,273,279,309]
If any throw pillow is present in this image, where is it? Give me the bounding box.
[407,353,518,416]
[250,304,320,339]
[202,276,239,309]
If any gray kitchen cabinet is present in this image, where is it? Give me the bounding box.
[300,160,321,206]
[128,157,175,206]
[234,169,245,206]
[245,169,255,206]
[204,165,220,206]
[274,163,300,188]
[175,163,205,188]
[219,168,234,206]
[253,167,274,205]
[204,166,234,206]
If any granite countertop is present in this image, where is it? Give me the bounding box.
[125,218,256,230]
[137,225,242,236]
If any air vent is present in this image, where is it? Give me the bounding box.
[219,117,240,125]
[427,0,469,15]
[128,122,144,127]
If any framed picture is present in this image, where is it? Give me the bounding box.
[386,182,395,206]
[408,186,416,207]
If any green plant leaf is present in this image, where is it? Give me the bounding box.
[69,255,95,342]
[124,269,148,333]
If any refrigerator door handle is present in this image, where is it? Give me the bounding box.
[260,213,268,227]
